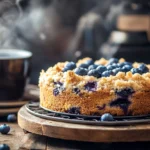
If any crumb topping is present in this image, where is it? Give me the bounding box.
[39,58,150,91]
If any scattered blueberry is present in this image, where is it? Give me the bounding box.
[112,63,120,68]
[7,114,17,122]
[78,63,89,69]
[112,68,121,75]
[85,59,94,66]
[106,65,114,70]
[73,88,80,94]
[120,62,132,67]
[88,64,99,70]
[101,70,113,77]
[138,64,149,73]
[0,124,10,134]
[88,69,101,78]
[101,113,114,121]
[67,107,80,114]
[74,68,87,76]
[85,82,97,92]
[131,68,142,74]
[117,63,122,68]
[0,144,10,150]
[122,65,132,72]
[96,66,107,73]
[108,58,118,65]
[63,62,76,72]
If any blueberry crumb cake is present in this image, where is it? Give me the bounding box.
[39,57,150,116]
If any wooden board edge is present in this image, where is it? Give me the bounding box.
[18,106,150,142]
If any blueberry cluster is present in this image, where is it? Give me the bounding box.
[131,64,149,74]
[63,58,149,78]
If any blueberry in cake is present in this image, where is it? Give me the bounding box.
[39,57,150,116]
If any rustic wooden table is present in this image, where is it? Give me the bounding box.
[0,121,150,150]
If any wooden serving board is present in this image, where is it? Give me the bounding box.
[18,106,150,142]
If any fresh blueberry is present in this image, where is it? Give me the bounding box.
[101,70,112,77]
[117,63,122,68]
[106,65,114,70]
[122,65,132,72]
[88,64,99,70]
[63,62,76,72]
[74,68,87,76]
[7,114,17,122]
[78,63,89,69]
[120,62,132,67]
[88,69,101,78]
[101,113,114,121]
[112,63,120,69]
[112,68,121,75]
[85,82,97,92]
[131,68,142,74]
[108,58,118,65]
[0,144,10,150]
[85,59,94,66]
[0,124,10,134]
[138,64,149,73]
[67,107,80,114]
[96,66,107,73]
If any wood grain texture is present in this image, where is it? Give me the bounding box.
[18,106,150,142]
[0,123,25,150]
[1,122,150,149]
[19,134,47,150]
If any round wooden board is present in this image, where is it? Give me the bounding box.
[18,106,150,142]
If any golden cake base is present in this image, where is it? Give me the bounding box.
[18,106,150,142]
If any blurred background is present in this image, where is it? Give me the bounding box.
[1,0,150,84]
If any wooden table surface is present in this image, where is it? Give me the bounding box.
[0,121,150,150]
